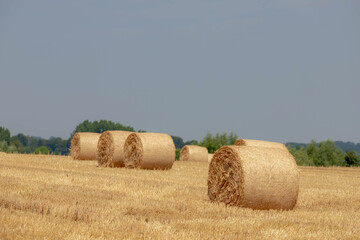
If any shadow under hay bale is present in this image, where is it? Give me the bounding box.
[124,132,175,170]
[70,132,100,160]
[179,145,208,162]
[97,131,132,167]
[208,145,299,210]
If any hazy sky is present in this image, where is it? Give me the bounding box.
[0,0,359,143]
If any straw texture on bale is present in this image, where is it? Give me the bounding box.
[70,132,101,160]
[208,145,299,210]
[208,153,214,163]
[234,139,287,150]
[124,133,175,170]
[97,131,132,167]
[179,145,208,162]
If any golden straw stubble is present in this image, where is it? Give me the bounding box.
[208,145,299,210]
[70,132,100,160]
[0,152,7,159]
[97,131,132,167]
[179,145,208,162]
[124,132,175,170]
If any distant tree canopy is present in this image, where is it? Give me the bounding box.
[344,150,359,167]
[0,127,10,144]
[1,123,360,168]
[196,132,238,153]
[287,140,348,167]
[6,134,70,155]
[287,141,360,155]
[0,121,136,155]
[34,146,49,155]
[171,136,185,149]
[71,120,134,137]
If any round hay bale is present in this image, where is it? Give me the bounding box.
[179,145,208,162]
[234,139,287,150]
[70,132,101,160]
[208,153,214,163]
[124,132,175,170]
[97,131,133,167]
[208,145,299,210]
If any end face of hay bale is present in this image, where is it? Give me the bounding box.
[179,145,208,162]
[124,133,144,169]
[70,132,100,160]
[179,146,190,161]
[97,131,132,168]
[234,139,246,146]
[208,145,299,210]
[97,131,115,167]
[124,132,175,170]
[70,133,81,159]
[208,146,244,205]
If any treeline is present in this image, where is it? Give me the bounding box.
[1,121,359,167]
[194,132,238,153]
[0,120,136,155]
[0,126,71,155]
[287,140,359,167]
[0,120,192,155]
[173,132,238,160]
[287,141,360,155]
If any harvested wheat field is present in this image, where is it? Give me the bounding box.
[0,154,360,239]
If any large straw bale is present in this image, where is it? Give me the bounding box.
[179,145,208,162]
[70,132,100,160]
[124,132,175,170]
[234,139,287,150]
[208,153,214,163]
[208,145,299,210]
[97,131,132,167]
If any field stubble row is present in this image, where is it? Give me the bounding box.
[0,153,359,239]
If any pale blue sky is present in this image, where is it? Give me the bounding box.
[0,0,359,143]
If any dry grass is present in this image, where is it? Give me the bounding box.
[0,153,359,239]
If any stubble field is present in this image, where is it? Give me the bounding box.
[0,153,359,239]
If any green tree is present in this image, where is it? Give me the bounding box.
[189,140,198,145]
[71,120,135,138]
[344,151,359,167]
[287,139,346,167]
[10,136,23,149]
[14,133,28,147]
[288,146,314,166]
[7,144,18,153]
[0,141,17,153]
[175,148,181,160]
[0,126,10,144]
[199,132,238,153]
[306,140,318,164]
[0,141,8,152]
[316,140,344,166]
[45,137,70,155]
[34,146,49,155]
[171,136,185,149]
